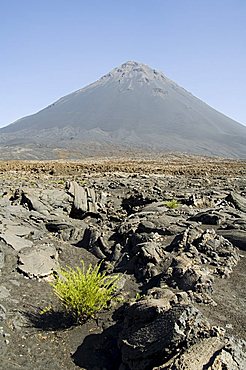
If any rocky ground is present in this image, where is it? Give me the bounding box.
[0,156,245,370]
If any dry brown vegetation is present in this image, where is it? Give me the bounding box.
[0,155,245,177]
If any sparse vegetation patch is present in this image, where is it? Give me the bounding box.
[164,199,179,209]
[50,261,120,323]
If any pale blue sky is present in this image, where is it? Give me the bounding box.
[1,0,245,127]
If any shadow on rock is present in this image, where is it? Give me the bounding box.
[72,322,122,370]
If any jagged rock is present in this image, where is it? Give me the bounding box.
[75,226,111,260]
[124,239,170,281]
[153,337,224,369]
[45,219,87,241]
[97,236,111,255]
[3,224,34,237]
[21,190,51,215]
[140,242,165,264]
[87,188,98,213]
[0,232,33,251]
[116,223,239,293]
[121,297,174,326]
[114,213,188,280]
[29,210,49,224]
[0,162,245,369]
[117,218,140,239]
[147,287,178,302]
[111,243,123,262]
[187,194,214,208]
[217,229,246,251]
[163,259,213,297]
[226,192,246,213]
[171,226,239,275]
[136,215,185,235]
[39,189,71,211]
[0,204,30,221]
[159,226,240,301]
[84,227,100,247]
[66,181,88,218]
[206,338,246,370]
[122,193,153,215]
[141,202,171,213]
[137,220,162,233]
[195,229,239,275]
[117,213,185,252]
[90,244,107,259]
[17,244,58,278]
[119,299,220,370]
[189,211,223,225]
[46,220,74,232]
[66,181,100,218]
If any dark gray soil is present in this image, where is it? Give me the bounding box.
[197,250,246,340]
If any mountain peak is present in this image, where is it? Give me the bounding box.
[121,60,141,68]
[1,61,245,158]
[100,60,167,85]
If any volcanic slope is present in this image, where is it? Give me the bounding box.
[1,61,246,159]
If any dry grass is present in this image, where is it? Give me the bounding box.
[0,155,245,177]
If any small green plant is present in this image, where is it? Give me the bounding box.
[164,199,179,209]
[50,261,119,323]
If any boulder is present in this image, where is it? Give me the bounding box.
[17,244,58,278]
[226,192,246,213]
[66,181,100,218]
[217,230,246,251]
[153,337,246,369]
[21,191,51,215]
[118,299,220,370]
[161,226,239,301]
[0,232,33,251]
[45,218,87,242]
[189,211,222,225]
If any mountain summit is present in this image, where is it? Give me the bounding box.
[1,61,246,159]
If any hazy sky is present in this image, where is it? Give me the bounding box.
[1,0,246,127]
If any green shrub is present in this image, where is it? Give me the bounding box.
[50,261,119,322]
[164,199,179,209]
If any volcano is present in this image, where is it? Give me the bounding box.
[1,61,245,159]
